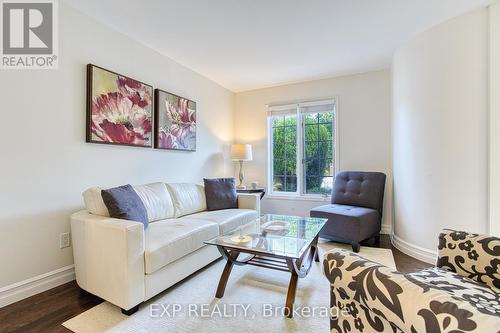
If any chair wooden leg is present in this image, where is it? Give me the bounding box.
[352,242,360,253]
[374,234,381,247]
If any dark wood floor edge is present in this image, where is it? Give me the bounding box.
[389,233,437,267]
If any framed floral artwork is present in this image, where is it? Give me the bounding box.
[154,89,196,151]
[86,64,153,147]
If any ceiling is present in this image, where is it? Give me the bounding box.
[64,0,492,92]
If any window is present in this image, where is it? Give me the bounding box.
[271,113,297,192]
[268,100,336,197]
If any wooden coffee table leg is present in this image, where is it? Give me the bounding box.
[215,257,234,298]
[285,271,298,318]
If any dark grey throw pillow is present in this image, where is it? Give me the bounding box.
[204,178,238,211]
[101,184,149,229]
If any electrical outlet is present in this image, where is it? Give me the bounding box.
[60,232,70,249]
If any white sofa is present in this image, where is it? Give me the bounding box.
[70,182,260,314]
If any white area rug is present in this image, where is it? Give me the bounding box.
[63,242,395,333]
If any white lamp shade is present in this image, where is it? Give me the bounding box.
[231,144,252,161]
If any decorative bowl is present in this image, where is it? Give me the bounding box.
[261,220,290,232]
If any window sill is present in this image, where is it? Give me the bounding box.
[265,193,330,202]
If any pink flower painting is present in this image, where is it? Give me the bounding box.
[87,65,153,147]
[155,89,196,151]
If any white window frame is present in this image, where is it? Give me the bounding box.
[267,98,338,200]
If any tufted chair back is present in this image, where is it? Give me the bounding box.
[331,171,386,215]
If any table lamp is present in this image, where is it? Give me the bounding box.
[231,144,252,189]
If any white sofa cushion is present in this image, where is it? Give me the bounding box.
[134,183,175,222]
[83,183,175,221]
[82,187,110,217]
[184,209,259,234]
[166,183,207,217]
[144,218,218,274]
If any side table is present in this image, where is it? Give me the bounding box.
[236,188,266,200]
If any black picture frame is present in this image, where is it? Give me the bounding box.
[86,64,154,148]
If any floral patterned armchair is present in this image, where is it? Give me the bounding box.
[323,229,500,333]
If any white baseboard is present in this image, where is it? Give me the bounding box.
[380,224,392,235]
[391,234,437,264]
[0,265,75,308]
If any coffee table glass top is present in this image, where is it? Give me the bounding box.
[204,214,327,259]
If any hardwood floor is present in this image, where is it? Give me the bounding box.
[0,281,102,333]
[0,235,431,333]
[380,238,433,273]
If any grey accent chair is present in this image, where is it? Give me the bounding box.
[310,171,386,252]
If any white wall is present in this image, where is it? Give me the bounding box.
[0,2,234,293]
[234,70,393,233]
[392,8,489,260]
[489,1,500,236]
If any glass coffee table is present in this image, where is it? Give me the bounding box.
[204,214,327,318]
